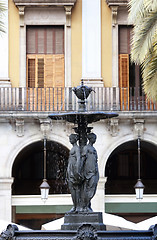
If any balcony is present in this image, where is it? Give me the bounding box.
[0,87,156,112]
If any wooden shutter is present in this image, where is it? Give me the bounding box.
[27,54,65,111]
[119,54,129,110]
[27,58,35,87]
[27,56,36,110]
[26,26,64,111]
[53,54,65,110]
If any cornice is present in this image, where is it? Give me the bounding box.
[106,0,128,7]
[13,0,77,7]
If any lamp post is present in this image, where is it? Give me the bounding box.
[134,137,144,199]
[40,137,50,202]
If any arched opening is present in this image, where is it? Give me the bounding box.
[105,140,157,194]
[12,140,69,195]
[12,140,70,229]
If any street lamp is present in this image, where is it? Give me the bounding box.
[40,137,50,202]
[134,137,144,199]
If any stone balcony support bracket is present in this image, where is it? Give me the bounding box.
[39,118,52,137]
[15,118,25,137]
[106,0,128,26]
[64,6,72,27]
[133,119,145,138]
[111,6,118,26]
[17,6,25,27]
[108,118,119,137]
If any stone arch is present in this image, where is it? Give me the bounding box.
[99,135,135,177]
[12,138,70,195]
[6,133,71,178]
[99,133,157,178]
[104,138,157,194]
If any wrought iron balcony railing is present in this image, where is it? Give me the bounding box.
[0,87,156,112]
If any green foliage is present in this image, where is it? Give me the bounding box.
[0,2,6,34]
[128,0,157,100]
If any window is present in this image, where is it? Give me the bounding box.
[26,26,65,110]
[118,26,142,110]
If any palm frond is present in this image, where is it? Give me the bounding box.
[144,0,157,12]
[142,44,157,100]
[131,13,157,63]
[0,2,6,33]
[128,0,145,24]
[129,0,157,100]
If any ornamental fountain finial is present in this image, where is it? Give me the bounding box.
[72,80,94,111]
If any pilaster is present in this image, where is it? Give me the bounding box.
[82,0,102,86]
[111,6,119,87]
[64,6,72,87]
[92,177,107,213]
[0,178,14,221]
[18,6,26,87]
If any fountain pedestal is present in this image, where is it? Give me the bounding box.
[61,212,106,230]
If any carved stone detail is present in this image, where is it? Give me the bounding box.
[111,6,118,26]
[18,6,25,27]
[64,6,72,27]
[0,224,18,240]
[106,0,128,7]
[65,122,73,135]
[133,119,145,138]
[15,119,24,137]
[40,119,51,137]
[76,224,97,240]
[108,118,119,136]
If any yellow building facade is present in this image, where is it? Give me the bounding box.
[9,0,112,88]
[0,0,157,231]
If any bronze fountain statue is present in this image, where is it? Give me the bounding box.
[48,81,118,230]
[49,81,118,215]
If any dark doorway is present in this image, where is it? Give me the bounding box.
[105,140,157,194]
[12,140,69,195]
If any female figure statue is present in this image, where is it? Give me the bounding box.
[67,134,83,212]
[82,133,99,212]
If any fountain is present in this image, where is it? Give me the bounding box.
[48,81,118,230]
[1,82,157,240]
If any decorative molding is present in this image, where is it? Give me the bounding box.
[76,224,97,240]
[64,6,72,27]
[106,0,128,7]
[65,122,73,136]
[111,6,118,26]
[133,119,145,138]
[15,119,24,137]
[82,79,104,88]
[17,6,25,27]
[14,0,77,7]
[40,118,52,137]
[0,224,18,240]
[108,118,119,137]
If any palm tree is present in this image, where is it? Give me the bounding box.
[0,2,6,34]
[128,0,157,100]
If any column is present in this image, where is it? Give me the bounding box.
[111,6,119,87]
[64,6,72,87]
[18,6,26,87]
[0,0,11,86]
[0,178,14,221]
[82,0,103,87]
[91,177,107,213]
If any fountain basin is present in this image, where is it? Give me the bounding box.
[49,111,118,124]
